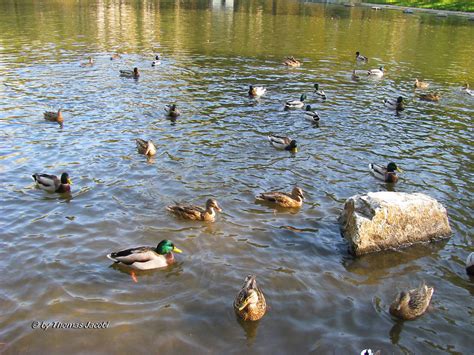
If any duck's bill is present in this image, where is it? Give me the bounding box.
[396,167,403,173]
[216,206,223,212]
[237,297,251,311]
[173,247,183,253]
[67,178,73,184]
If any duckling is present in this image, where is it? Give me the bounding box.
[32,172,72,193]
[389,283,434,320]
[313,84,327,100]
[419,92,440,102]
[43,109,64,124]
[166,198,222,222]
[110,53,122,60]
[384,96,405,111]
[107,240,182,270]
[368,66,384,77]
[135,138,157,156]
[283,56,301,67]
[268,135,297,152]
[234,275,267,321]
[248,85,266,97]
[256,186,305,208]
[284,94,307,110]
[369,162,402,183]
[356,51,368,62]
[164,104,181,118]
[80,57,94,67]
[466,252,474,276]
[303,105,320,123]
[414,78,429,89]
[120,67,139,78]
[461,83,473,96]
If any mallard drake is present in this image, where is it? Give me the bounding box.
[369,162,402,183]
[414,78,429,89]
[419,92,440,102]
[368,67,384,77]
[248,85,266,97]
[234,275,267,321]
[356,51,368,62]
[466,252,474,275]
[461,83,473,96]
[268,135,297,152]
[384,96,405,111]
[135,138,157,156]
[284,94,307,110]
[313,84,327,100]
[80,57,94,67]
[110,53,122,60]
[256,186,304,208]
[32,172,72,193]
[304,105,320,123]
[107,240,182,270]
[283,56,301,67]
[389,283,434,320]
[120,67,139,78]
[164,104,180,118]
[43,109,64,124]
[166,198,222,222]
[152,55,161,66]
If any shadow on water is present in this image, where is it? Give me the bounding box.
[235,315,261,345]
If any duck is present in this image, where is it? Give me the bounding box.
[256,186,304,208]
[284,94,307,110]
[466,252,474,275]
[166,198,222,222]
[43,109,64,124]
[355,51,368,62]
[234,275,267,321]
[152,55,161,66]
[135,138,157,156]
[32,172,72,193]
[303,105,320,123]
[414,78,429,89]
[283,56,301,67]
[384,96,405,111]
[369,162,402,183]
[80,57,94,67]
[164,104,181,118]
[120,67,139,78]
[389,283,434,320]
[248,85,266,97]
[107,240,182,270]
[268,135,297,153]
[461,83,473,96]
[368,66,384,77]
[313,84,327,100]
[419,92,440,102]
[110,53,122,60]
[360,350,381,355]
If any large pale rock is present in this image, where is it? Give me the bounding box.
[339,192,451,256]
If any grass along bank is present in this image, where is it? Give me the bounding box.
[364,1,474,12]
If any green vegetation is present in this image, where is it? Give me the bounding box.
[364,1,474,12]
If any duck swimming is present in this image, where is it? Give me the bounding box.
[313,84,327,100]
[389,283,434,320]
[80,57,94,67]
[384,96,405,111]
[234,275,267,321]
[284,94,307,110]
[466,252,474,276]
[283,56,301,67]
[368,67,384,77]
[356,51,368,62]
[268,135,297,153]
[135,138,157,156]
[461,83,473,96]
[164,104,181,118]
[107,240,182,270]
[166,198,222,222]
[414,78,429,89]
[419,92,440,102]
[32,172,72,193]
[369,162,402,183]
[248,85,266,97]
[120,67,139,78]
[43,109,64,124]
[256,186,304,208]
[303,105,320,123]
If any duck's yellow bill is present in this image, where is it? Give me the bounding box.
[396,167,403,173]
[67,178,73,184]
[173,247,183,253]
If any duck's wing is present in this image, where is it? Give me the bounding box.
[256,191,292,203]
[369,164,387,180]
[135,138,148,153]
[33,173,60,190]
[167,204,204,220]
[107,246,156,264]
[268,135,290,145]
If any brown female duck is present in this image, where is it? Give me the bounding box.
[389,283,434,320]
[256,186,305,208]
[166,198,222,222]
[234,275,267,321]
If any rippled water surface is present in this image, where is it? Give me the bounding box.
[0,0,473,354]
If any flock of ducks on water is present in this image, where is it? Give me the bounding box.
[35,51,474,324]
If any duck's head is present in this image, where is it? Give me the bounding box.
[88,57,94,63]
[206,198,222,212]
[397,96,404,103]
[292,186,305,200]
[286,140,297,152]
[156,240,182,255]
[300,94,307,102]
[133,67,139,75]
[387,162,402,173]
[60,172,72,185]
[379,66,384,71]
[394,291,410,311]
[314,83,320,90]
[236,275,260,311]
[356,51,360,56]
[305,105,312,111]
[155,54,160,60]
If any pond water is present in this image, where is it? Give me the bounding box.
[0,0,473,354]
